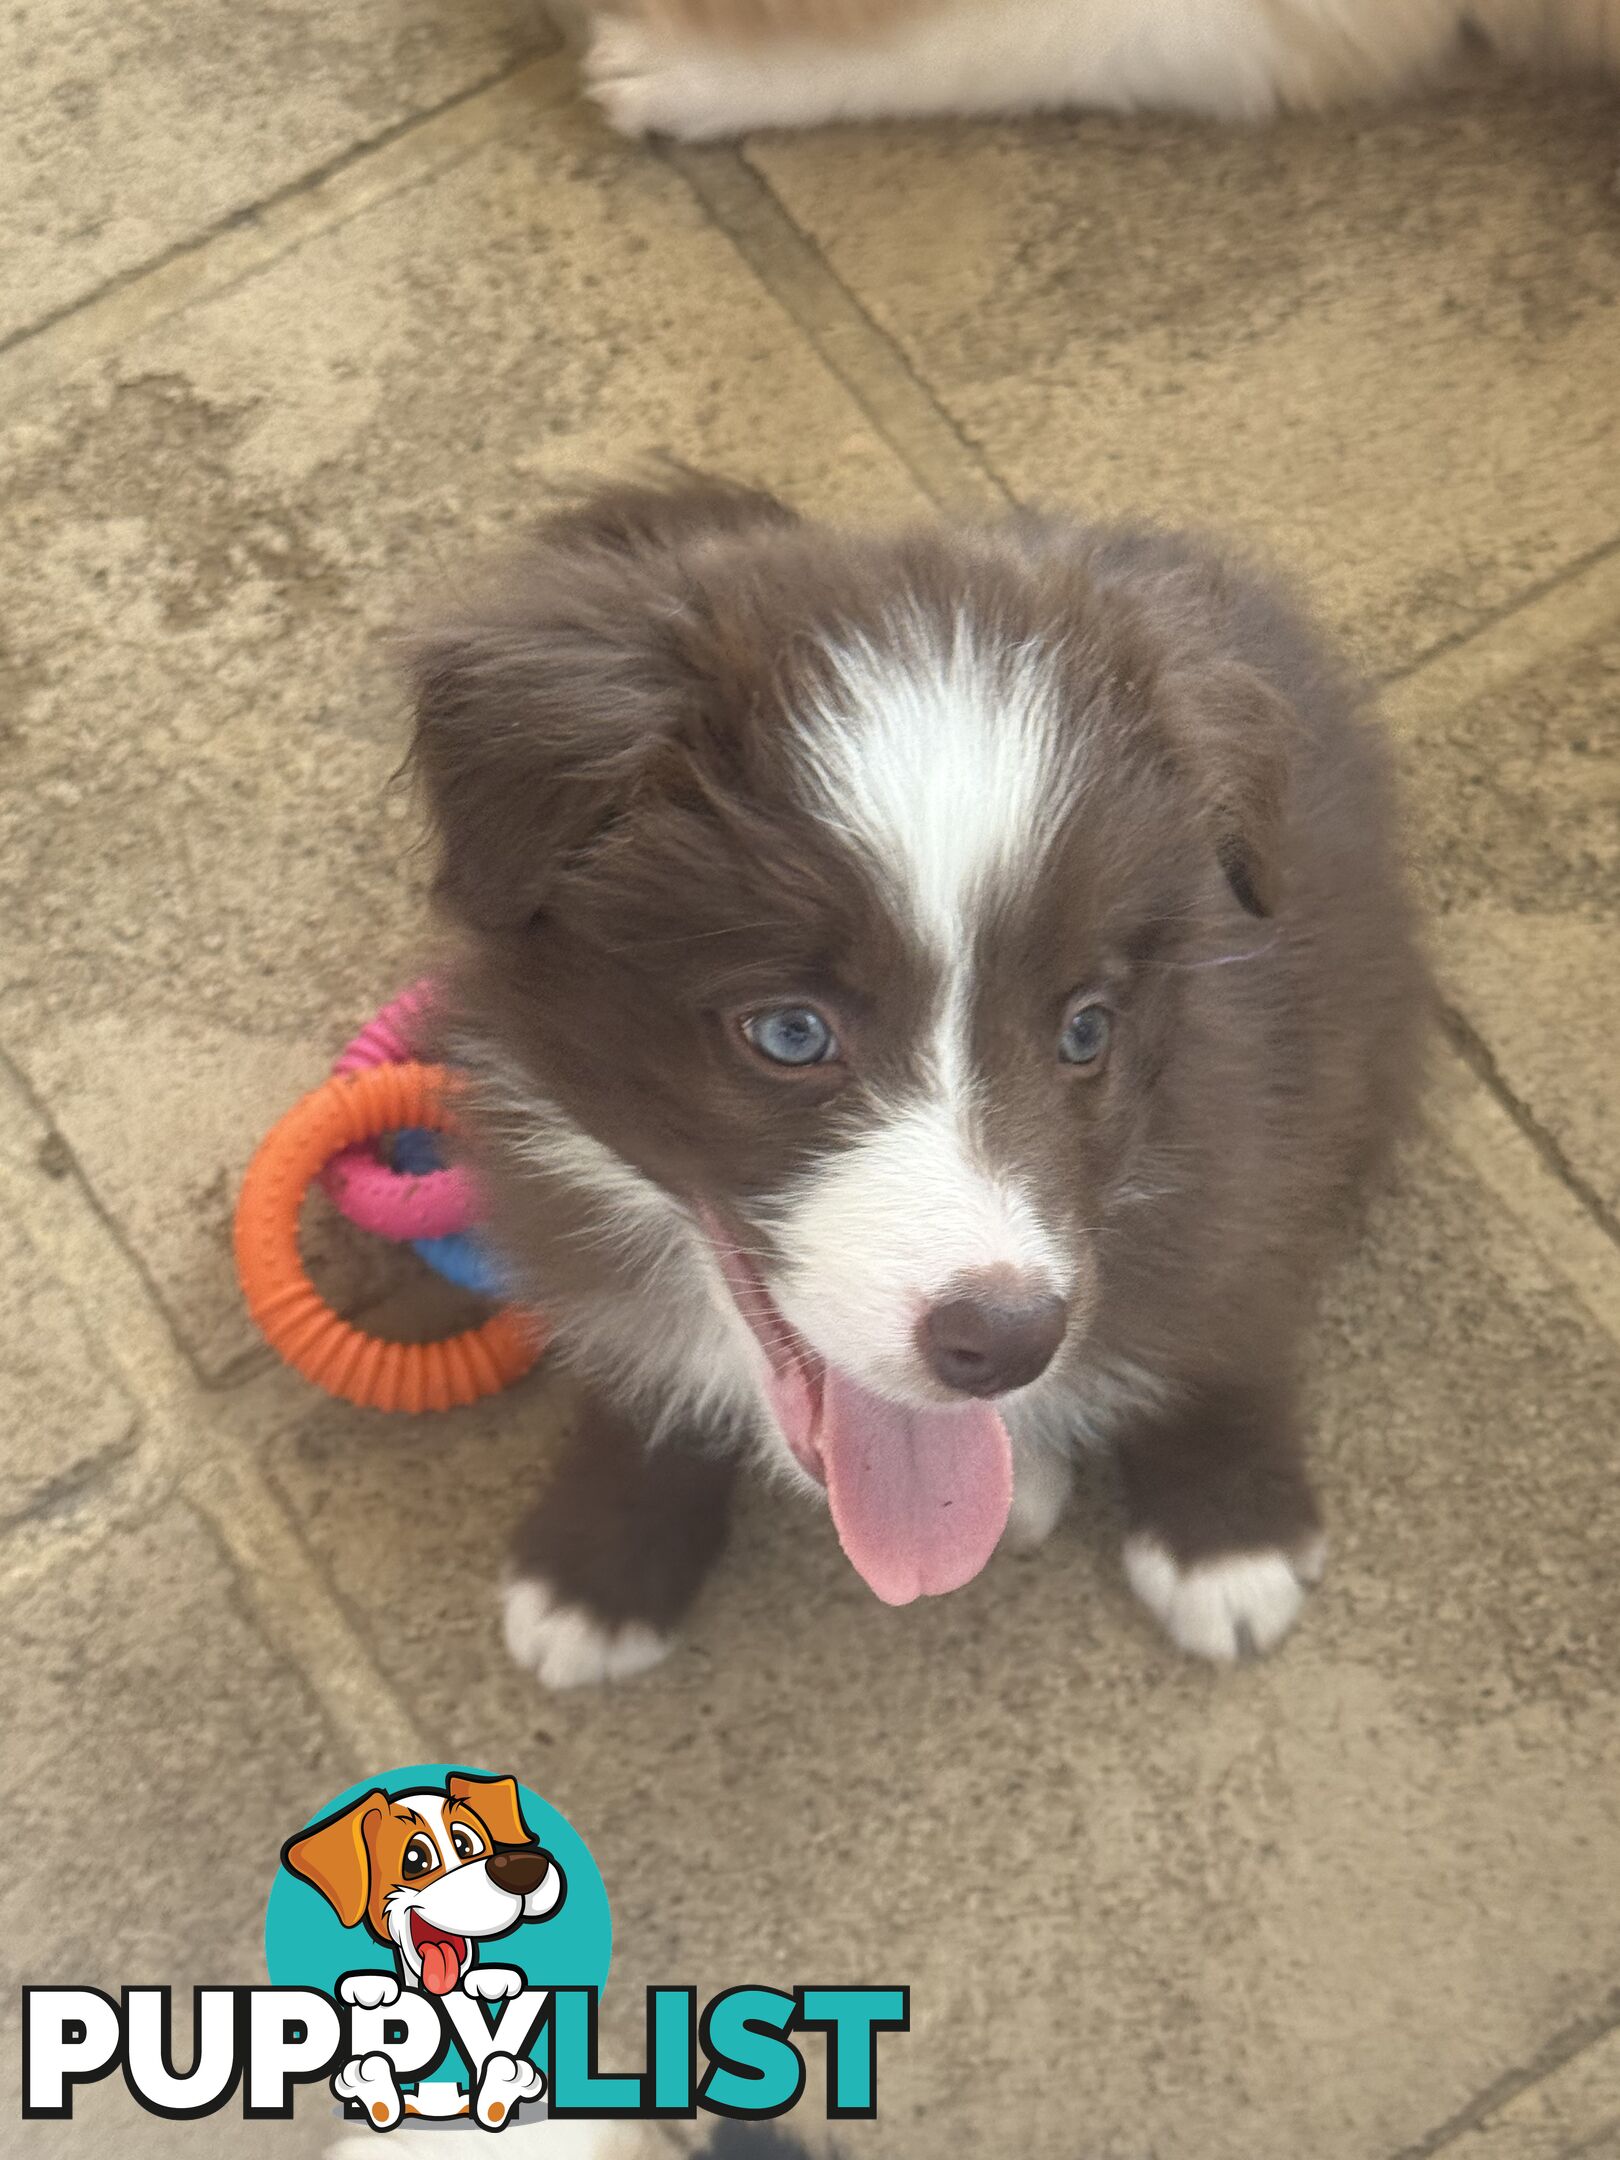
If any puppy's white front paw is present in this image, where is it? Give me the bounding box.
[475,2050,546,2127]
[332,2051,403,2129]
[504,1577,672,1691]
[463,1964,525,2003]
[1124,1534,1326,1662]
[338,1972,400,2011]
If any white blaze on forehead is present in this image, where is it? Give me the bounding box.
[774,616,1078,1400]
[795,610,1080,964]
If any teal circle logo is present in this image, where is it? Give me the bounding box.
[265,1763,609,2044]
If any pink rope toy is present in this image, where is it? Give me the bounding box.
[318,981,480,1241]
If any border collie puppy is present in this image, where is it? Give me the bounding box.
[410,477,1422,1690]
[582,0,1620,137]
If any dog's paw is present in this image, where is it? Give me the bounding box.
[337,1972,400,2012]
[332,2051,403,2129]
[504,1577,673,1691]
[1123,1534,1326,1662]
[475,2051,546,2128]
[585,16,768,140]
[463,1964,525,2004]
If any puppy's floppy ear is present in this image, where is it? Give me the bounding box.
[448,1773,535,1849]
[1159,655,1297,919]
[409,474,796,931]
[281,1791,384,1929]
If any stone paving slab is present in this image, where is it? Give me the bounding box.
[0,93,927,1378]
[0,0,552,345]
[1383,553,1620,1233]
[741,81,1620,672]
[0,1496,355,2156]
[0,1055,177,1582]
[0,1494,355,1983]
[253,1123,1620,2160]
[0,1193,138,1531]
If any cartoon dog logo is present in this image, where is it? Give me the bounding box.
[282,1772,565,2128]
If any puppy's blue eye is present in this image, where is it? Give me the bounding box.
[742,1006,838,1067]
[1059,1005,1111,1067]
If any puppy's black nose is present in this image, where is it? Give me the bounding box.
[486,1849,549,1897]
[917,1284,1068,1397]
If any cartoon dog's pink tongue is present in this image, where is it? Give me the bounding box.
[410,1915,468,1996]
[704,1217,1013,1605]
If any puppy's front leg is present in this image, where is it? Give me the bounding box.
[503,1390,735,1691]
[1116,1380,1326,1664]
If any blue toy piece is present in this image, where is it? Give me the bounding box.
[389,1129,509,1299]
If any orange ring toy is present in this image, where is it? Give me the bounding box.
[235,1060,546,1411]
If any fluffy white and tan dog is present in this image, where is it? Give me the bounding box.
[582,0,1620,137]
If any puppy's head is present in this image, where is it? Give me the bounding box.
[282,1774,560,1993]
[413,478,1298,1602]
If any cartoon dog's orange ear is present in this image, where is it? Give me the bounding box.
[281,1791,385,1929]
[448,1772,534,1849]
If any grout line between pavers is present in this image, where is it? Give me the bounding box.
[0,48,533,359]
[0,1015,293,1395]
[663,139,1013,514]
[1440,1000,1620,1254]
[0,1043,426,1770]
[1430,1032,1620,1354]
[1395,1991,1620,2160]
[1381,543,1620,1325]
[1377,532,1620,692]
[183,1490,395,1776]
[0,1033,233,1382]
[0,50,578,416]
[0,1432,142,1538]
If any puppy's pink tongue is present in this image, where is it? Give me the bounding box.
[817,1371,1012,1606]
[419,1941,461,1996]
